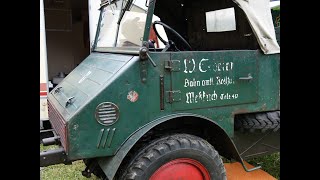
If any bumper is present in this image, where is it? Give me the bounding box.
[40,147,71,167]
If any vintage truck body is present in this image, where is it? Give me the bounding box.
[41,0,280,179]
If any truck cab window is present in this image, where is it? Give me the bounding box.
[152,0,260,51]
[96,0,148,48]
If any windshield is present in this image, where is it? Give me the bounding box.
[95,0,148,50]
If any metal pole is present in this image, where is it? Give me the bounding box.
[40,0,50,127]
[88,0,101,52]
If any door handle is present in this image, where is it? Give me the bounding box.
[239,74,253,80]
[65,96,75,107]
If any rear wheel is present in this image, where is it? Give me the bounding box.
[118,134,226,180]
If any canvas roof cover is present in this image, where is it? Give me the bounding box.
[232,0,280,54]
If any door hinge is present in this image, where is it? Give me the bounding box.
[165,60,180,72]
[166,90,181,103]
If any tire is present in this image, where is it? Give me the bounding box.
[118,134,226,180]
[235,111,280,132]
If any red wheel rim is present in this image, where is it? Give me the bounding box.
[150,158,210,180]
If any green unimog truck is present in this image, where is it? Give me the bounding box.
[40,0,280,179]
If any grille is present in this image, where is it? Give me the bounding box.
[48,100,68,151]
[95,102,120,126]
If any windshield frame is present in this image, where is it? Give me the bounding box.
[92,0,156,54]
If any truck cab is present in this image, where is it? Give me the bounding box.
[41,0,280,179]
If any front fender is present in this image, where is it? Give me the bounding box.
[97,113,251,179]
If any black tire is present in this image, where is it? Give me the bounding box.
[235,111,280,132]
[118,134,226,180]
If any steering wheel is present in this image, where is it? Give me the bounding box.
[152,21,192,51]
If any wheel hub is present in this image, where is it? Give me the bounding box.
[150,158,210,180]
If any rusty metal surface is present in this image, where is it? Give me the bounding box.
[48,100,68,151]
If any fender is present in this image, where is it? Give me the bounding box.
[97,113,260,179]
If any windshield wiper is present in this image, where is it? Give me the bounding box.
[117,0,134,24]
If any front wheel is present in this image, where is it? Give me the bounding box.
[118,134,226,180]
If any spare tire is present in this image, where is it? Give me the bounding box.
[235,111,280,133]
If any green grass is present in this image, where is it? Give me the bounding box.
[41,160,99,180]
[248,152,280,179]
[41,145,279,179]
[40,145,98,180]
[272,6,280,11]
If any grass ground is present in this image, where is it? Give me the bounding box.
[40,145,280,180]
[40,145,98,180]
[247,152,280,179]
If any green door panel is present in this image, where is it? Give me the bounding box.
[169,51,258,111]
